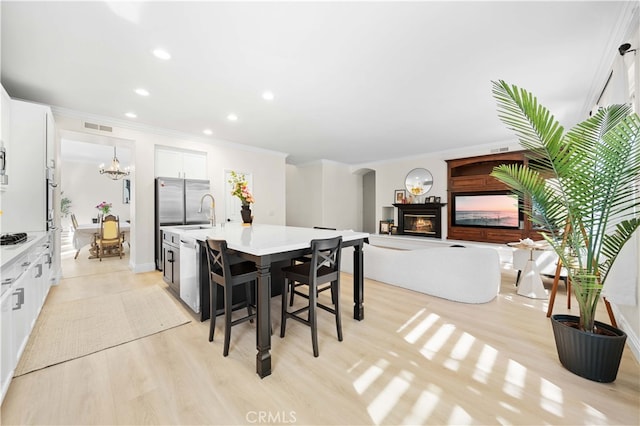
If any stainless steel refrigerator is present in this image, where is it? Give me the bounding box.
[155,177,210,269]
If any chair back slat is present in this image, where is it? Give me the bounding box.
[70,213,78,230]
[206,239,231,286]
[309,236,342,284]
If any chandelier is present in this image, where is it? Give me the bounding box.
[99,146,130,180]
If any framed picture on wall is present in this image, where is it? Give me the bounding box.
[123,178,131,204]
[394,189,406,204]
[435,196,441,203]
[379,221,391,234]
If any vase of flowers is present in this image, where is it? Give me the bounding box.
[96,201,112,216]
[228,171,254,224]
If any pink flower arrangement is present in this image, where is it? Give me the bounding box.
[96,201,112,215]
[228,171,255,206]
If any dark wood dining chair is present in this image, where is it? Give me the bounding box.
[205,238,257,357]
[288,227,337,306]
[280,236,343,357]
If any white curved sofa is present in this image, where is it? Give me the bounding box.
[354,244,501,303]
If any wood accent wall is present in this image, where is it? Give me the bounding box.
[446,151,541,244]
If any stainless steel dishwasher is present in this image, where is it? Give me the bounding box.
[179,235,200,313]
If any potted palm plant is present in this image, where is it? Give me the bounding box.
[490,80,640,382]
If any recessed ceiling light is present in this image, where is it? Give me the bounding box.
[262,91,274,101]
[125,112,137,118]
[135,88,150,96]
[203,129,213,135]
[227,114,238,121]
[152,48,171,60]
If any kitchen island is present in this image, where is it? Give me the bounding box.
[163,223,369,378]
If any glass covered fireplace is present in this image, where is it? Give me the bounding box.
[394,203,442,238]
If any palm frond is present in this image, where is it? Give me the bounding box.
[492,80,565,157]
[490,81,640,333]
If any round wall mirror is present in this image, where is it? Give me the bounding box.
[405,168,433,196]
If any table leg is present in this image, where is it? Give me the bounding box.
[353,242,364,320]
[517,253,548,299]
[255,263,272,378]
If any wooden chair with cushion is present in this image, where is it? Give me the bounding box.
[280,236,343,357]
[70,213,81,259]
[95,214,123,261]
[205,238,257,357]
[70,213,79,230]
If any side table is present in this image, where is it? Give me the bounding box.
[508,241,549,299]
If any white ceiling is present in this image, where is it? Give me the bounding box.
[1,1,636,165]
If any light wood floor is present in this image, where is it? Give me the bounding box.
[1,237,638,425]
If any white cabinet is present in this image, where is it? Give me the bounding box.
[1,283,15,400]
[155,147,207,180]
[3,100,55,233]
[182,152,207,179]
[12,263,33,364]
[0,234,52,404]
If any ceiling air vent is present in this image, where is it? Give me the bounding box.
[83,121,113,133]
[490,147,509,153]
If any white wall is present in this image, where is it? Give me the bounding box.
[286,163,322,227]
[54,112,287,273]
[60,159,131,227]
[286,160,362,231]
[362,171,376,234]
[322,161,362,231]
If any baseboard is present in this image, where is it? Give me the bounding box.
[133,262,156,273]
[611,303,640,362]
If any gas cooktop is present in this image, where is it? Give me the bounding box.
[0,233,28,246]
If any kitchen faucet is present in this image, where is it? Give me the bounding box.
[198,194,216,226]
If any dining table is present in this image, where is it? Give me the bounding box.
[73,222,131,258]
[179,223,369,378]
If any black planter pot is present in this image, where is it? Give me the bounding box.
[550,314,627,383]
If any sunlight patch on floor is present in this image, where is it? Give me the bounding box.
[396,308,426,333]
[502,359,527,398]
[444,331,476,371]
[353,359,389,395]
[447,405,472,425]
[498,400,520,414]
[366,370,413,425]
[540,377,563,417]
[419,323,455,360]
[402,312,439,344]
[60,248,77,258]
[582,402,608,424]
[472,344,498,384]
[401,384,442,424]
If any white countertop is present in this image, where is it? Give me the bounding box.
[164,223,369,256]
[0,231,48,269]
